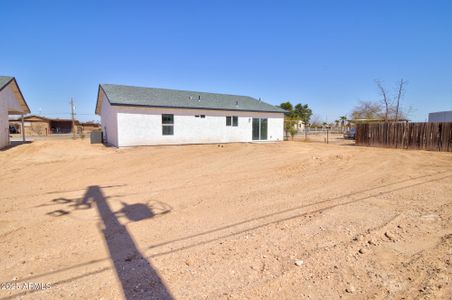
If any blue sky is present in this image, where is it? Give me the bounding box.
[1,0,451,122]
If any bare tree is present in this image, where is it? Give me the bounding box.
[309,114,322,127]
[351,101,383,120]
[375,79,409,122]
[394,79,407,121]
[375,80,392,122]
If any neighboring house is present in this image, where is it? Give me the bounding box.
[9,115,51,136]
[95,84,285,147]
[9,115,86,136]
[428,111,452,122]
[295,120,305,131]
[0,76,30,149]
[79,121,100,133]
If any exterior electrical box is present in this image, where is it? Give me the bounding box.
[90,131,103,144]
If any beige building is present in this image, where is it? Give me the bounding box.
[9,115,100,136]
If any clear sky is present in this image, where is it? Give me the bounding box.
[1,0,451,122]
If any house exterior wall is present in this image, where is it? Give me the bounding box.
[79,123,101,133]
[100,94,118,146]
[9,119,50,136]
[0,94,8,149]
[27,121,50,136]
[104,106,283,147]
[0,84,22,149]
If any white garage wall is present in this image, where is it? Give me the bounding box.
[109,106,283,147]
[0,84,23,149]
[100,93,118,146]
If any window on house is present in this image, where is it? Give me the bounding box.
[195,115,200,118]
[162,114,174,135]
[226,116,238,126]
[232,116,238,126]
[200,115,205,118]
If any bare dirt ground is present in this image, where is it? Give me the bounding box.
[0,140,451,299]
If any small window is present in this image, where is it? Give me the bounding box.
[232,116,238,126]
[162,114,174,124]
[162,114,174,135]
[162,126,174,135]
[200,115,205,118]
[226,116,232,126]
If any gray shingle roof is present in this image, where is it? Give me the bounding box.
[0,76,14,91]
[99,84,285,113]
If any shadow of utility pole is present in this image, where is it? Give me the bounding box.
[83,186,173,300]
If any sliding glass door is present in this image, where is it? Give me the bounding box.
[252,118,260,140]
[252,118,268,140]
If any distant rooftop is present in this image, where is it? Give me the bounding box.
[9,114,99,125]
[428,111,452,122]
[96,84,286,114]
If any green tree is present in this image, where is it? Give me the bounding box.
[279,102,293,113]
[288,126,298,141]
[280,101,313,138]
[293,103,313,125]
[283,117,298,139]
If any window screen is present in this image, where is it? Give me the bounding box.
[162,114,174,135]
[162,126,174,135]
[232,116,238,126]
[162,114,174,124]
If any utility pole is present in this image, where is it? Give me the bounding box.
[70,98,76,139]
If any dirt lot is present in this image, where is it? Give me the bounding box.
[0,140,451,299]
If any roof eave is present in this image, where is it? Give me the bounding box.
[109,102,285,114]
[95,85,102,115]
[13,78,31,114]
[1,78,31,115]
[96,84,114,115]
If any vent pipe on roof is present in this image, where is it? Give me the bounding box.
[198,95,201,101]
[235,101,239,106]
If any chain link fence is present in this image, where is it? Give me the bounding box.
[286,127,355,145]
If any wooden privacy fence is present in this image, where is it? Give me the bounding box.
[356,122,452,152]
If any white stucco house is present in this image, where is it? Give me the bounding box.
[0,76,31,149]
[95,84,285,147]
